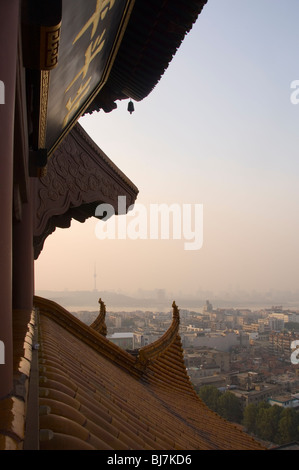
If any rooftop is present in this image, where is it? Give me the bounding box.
[0,298,265,450]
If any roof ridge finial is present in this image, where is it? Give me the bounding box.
[136,301,180,368]
[172,300,180,323]
[90,297,107,336]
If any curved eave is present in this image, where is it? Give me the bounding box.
[74,124,138,195]
[33,123,138,259]
[33,297,265,450]
[85,0,208,113]
[137,301,180,366]
[34,296,141,378]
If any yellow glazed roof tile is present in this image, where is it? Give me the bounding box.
[0,397,26,445]
[34,296,265,450]
[0,434,20,450]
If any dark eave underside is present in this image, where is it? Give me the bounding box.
[85,0,208,113]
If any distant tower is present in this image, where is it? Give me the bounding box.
[203,300,213,313]
[93,263,97,292]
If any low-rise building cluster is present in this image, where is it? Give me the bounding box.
[74,300,299,410]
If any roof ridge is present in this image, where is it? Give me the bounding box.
[34,296,141,379]
[34,296,196,395]
[35,297,266,450]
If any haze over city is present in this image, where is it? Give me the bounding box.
[35,1,299,305]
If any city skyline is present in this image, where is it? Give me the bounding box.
[35,1,299,300]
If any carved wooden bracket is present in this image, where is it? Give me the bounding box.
[33,123,138,259]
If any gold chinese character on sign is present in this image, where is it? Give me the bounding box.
[65,30,106,93]
[63,77,92,127]
[62,0,116,128]
[73,0,115,43]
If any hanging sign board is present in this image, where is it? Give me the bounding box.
[43,0,134,157]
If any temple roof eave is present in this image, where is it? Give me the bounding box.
[31,296,265,450]
[85,0,209,114]
[136,301,180,367]
[33,123,138,259]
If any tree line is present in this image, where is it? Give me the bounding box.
[198,385,299,445]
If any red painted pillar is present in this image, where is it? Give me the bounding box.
[0,0,20,398]
[13,189,34,311]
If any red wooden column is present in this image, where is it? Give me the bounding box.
[0,0,20,398]
[13,190,34,311]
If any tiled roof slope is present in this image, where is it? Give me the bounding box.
[34,296,265,450]
[0,309,36,449]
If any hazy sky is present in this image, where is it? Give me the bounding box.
[35,1,299,298]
